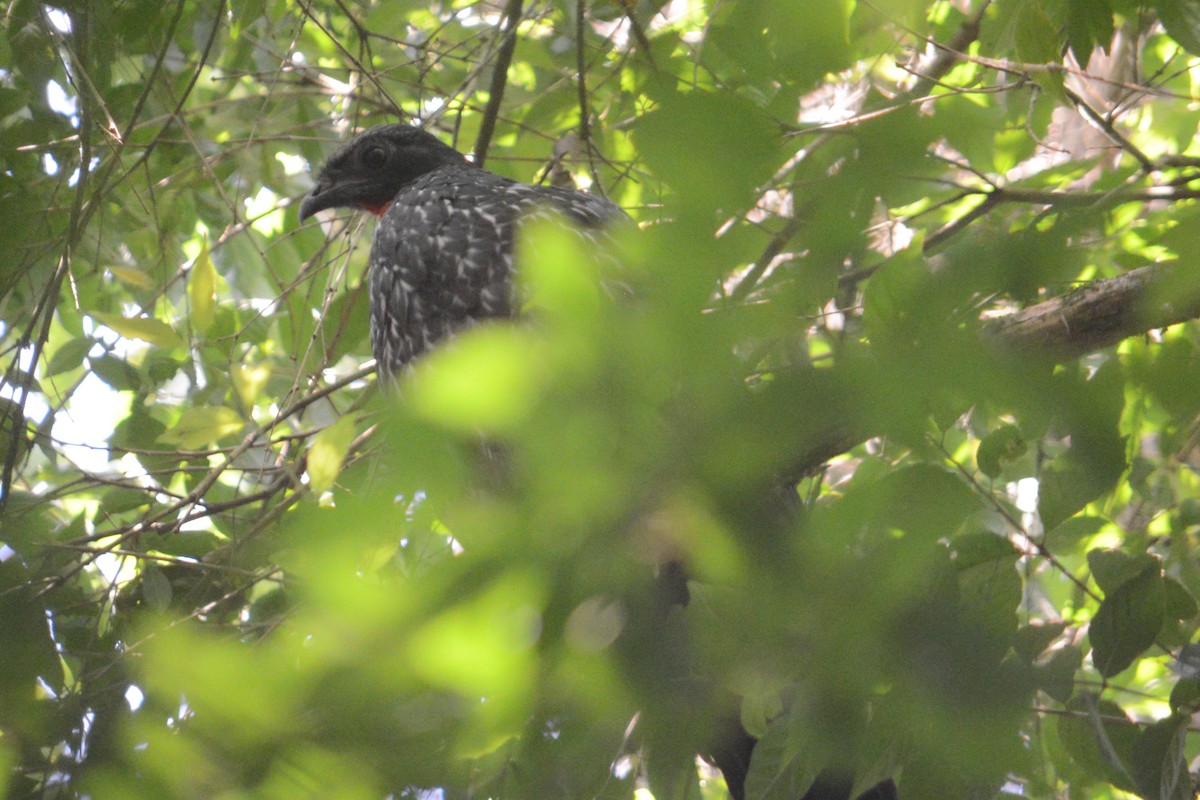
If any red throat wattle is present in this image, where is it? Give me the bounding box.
[361,201,391,217]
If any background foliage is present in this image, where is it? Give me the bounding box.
[5,0,1200,798]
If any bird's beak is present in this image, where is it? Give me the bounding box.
[298,178,334,222]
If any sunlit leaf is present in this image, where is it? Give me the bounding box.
[407,327,545,433]
[190,235,216,337]
[91,312,185,349]
[305,414,357,494]
[233,362,271,408]
[404,573,544,753]
[158,406,244,448]
[108,266,158,290]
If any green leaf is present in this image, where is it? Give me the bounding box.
[743,713,823,800]
[406,573,544,709]
[108,265,158,290]
[158,406,244,448]
[0,561,60,722]
[1014,621,1069,663]
[862,246,935,354]
[1156,0,1200,55]
[1169,677,1200,711]
[232,362,271,409]
[190,235,216,337]
[1044,515,1107,547]
[140,564,173,612]
[1034,646,1081,703]
[45,336,92,377]
[0,86,29,118]
[1086,548,1158,594]
[99,486,153,514]
[408,327,545,434]
[709,0,851,87]
[110,410,168,454]
[635,90,783,211]
[516,216,602,325]
[305,414,357,494]
[1164,578,1198,620]
[91,312,185,349]
[1065,0,1115,63]
[1038,459,1121,532]
[952,531,1019,570]
[975,423,1026,479]
[1089,564,1165,678]
[1131,714,1191,800]
[1015,3,1063,64]
[90,354,143,392]
[1053,693,1138,791]
[1012,2,1070,99]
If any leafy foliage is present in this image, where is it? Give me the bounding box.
[4,0,1200,798]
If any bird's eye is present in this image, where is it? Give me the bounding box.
[361,145,388,168]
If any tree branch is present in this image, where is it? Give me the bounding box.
[785,259,1200,476]
[473,0,523,168]
[980,260,1200,359]
[908,0,989,97]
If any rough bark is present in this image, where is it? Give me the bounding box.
[980,260,1200,360]
[786,259,1200,476]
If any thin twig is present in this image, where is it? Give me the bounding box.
[474,0,524,167]
[575,0,593,176]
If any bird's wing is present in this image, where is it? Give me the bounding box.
[368,166,626,375]
[368,170,523,374]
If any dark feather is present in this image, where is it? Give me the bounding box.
[301,125,625,376]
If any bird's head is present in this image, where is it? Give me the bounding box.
[299,124,468,221]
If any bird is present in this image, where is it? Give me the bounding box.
[298,123,626,377]
[299,124,898,800]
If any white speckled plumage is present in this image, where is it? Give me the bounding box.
[300,125,625,378]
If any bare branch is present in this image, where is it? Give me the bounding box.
[786,259,1200,475]
[473,0,524,167]
[981,260,1200,359]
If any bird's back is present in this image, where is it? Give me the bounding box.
[368,163,624,375]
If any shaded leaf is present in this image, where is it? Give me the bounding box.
[1087,548,1158,594]
[1090,564,1165,678]
[976,423,1026,479]
[1014,621,1069,663]
[140,564,173,612]
[90,354,143,392]
[1034,646,1082,704]
[46,336,92,376]
[744,714,822,800]
[1054,693,1138,791]
[1156,0,1200,55]
[1131,714,1191,800]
